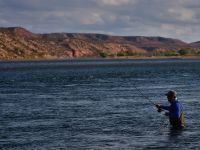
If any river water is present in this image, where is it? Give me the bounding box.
[0,59,200,150]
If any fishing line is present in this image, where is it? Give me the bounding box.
[133,83,169,130]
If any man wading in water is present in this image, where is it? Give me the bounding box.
[156,90,185,129]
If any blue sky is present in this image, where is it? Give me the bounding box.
[0,0,200,42]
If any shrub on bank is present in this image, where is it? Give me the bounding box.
[99,52,108,58]
[178,48,197,56]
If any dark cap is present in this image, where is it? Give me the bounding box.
[165,90,177,97]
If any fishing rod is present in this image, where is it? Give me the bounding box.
[133,84,167,113]
[133,84,156,106]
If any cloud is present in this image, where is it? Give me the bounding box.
[0,19,9,25]
[167,7,197,22]
[161,24,193,36]
[73,11,105,25]
[0,0,200,42]
[96,0,133,6]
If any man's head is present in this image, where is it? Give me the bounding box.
[165,90,177,103]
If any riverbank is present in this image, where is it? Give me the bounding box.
[1,55,200,62]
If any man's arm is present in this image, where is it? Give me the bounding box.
[156,104,170,112]
[160,105,170,111]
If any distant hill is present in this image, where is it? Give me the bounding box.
[189,41,200,47]
[0,27,199,60]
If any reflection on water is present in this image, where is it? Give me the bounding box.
[0,59,200,150]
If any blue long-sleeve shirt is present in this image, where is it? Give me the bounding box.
[160,100,182,118]
[160,100,184,128]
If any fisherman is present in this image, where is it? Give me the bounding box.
[156,90,185,129]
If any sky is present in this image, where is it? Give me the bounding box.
[0,0,200,42]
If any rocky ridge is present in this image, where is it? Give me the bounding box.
[0,27,199,60]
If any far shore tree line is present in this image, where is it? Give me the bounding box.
[99,48,200,58]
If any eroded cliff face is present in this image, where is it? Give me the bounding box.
[0,27,195,60]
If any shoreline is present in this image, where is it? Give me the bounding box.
[1,55,200,62]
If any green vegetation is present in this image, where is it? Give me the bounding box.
[116,52,126,57]
[150,48,200,57]
[163,51,179,56]
[116,50,141,57]
[178,48,197,56]
[90,46,200,58]
[102,48,200,58]
[152,50,179,56]
[99,52,108,58]
[91,47,108,58]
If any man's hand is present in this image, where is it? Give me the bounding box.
[155,104,162,113]
[155,104,160,109]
